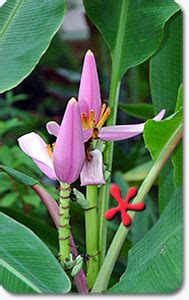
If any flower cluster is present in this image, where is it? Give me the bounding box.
[18,50,165,186]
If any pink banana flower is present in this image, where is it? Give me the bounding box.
[46,50,165,143]
[18,98,85,184]
[46,50,165,186]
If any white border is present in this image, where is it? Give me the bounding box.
[0,0,188,299]
[0,0,6,7]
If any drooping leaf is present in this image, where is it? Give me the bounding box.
[150,12,183,115]
[0,165,38,186]
[119,103,154,120]
[0,213,71,293]
[84,0,180,79]
[109,188,183,293]
[0,0,66,92]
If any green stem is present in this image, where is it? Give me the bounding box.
[98,0,131,267]
[84,185,99,289]
[98,0,129,266]
[98,63,121,267]
[93,124,183,293]
[59,182,71,263]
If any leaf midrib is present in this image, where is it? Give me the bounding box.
[0,0,24,39]
[112,0,129,77]
[0,258,41,293]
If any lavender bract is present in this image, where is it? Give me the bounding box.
[18,98,85,184]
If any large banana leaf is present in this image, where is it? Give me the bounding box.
[83,0,179,79]
[0,0,66,92]
[0,213,71,293]
[1,207,58,256]
[109,188,183,293]
[150,12,183,115]
[149,11,183,212]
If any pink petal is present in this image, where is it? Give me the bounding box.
[80,149,105,186]
[78,50,101,124]
[98,125,144,141]
[53,98,85,184]
[18,132,57,180]
[153,109,166,121]
[46,121,60,137]
[99,109,166,141]
[83,129,92,142]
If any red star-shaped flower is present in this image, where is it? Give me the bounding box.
[105,184,145,226]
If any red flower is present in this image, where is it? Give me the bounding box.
[105,184,145,226]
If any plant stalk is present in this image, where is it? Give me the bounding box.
[93,124,183,293]
[84,185,99,289]
[33,183,88,293]
[69,234,88,294]
[98,60,121,267]
[59,182,71,263]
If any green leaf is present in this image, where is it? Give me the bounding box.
[0,0,66,92]
[172,141,183,187]
[144,110,182,212]
[171,84,183,188]
[150,12,183,115]
[143,110,182,161]
[0,145,14,166]
[119,103,154,120]
[22,194,40,208]
[129,195,158,245]
[84,0,179,79]
[0,192,18,207]
[1,207,58,256]
[175,83,183,111]
[0,118,23,135]
[158,159,175,213]
[0,173,12,193]
[124,161,153,182]
[109,188,183,293]
[0,213,71,293]
[0,165,38,186]
[149,11,182,212]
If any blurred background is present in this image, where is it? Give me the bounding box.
[0,0,158,288]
